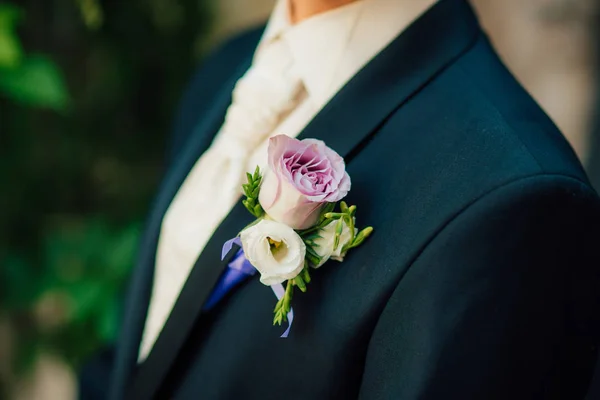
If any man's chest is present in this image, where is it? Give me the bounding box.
[155,120,487,397]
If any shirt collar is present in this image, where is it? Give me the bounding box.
[258,0,290,46]
[257,0,365,107]
[256,0,438,109]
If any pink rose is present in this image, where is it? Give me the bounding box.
[259,135,351,230]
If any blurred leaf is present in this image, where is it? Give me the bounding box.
[43,219,88,282]
[98,294,119,342]
[0,29,21,68]
[0,3,23,67]
[105,223,140,279]
[0,3,21,26]
[0,54,69,111]
[76,0,103,30]
[43,218,139,282]
[39,219,136,338]
[65,280,104,322]
[0,31,21,67]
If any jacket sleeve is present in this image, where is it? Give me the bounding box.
[358,174,600,399]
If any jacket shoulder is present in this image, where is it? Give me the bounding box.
[453,36,588,183]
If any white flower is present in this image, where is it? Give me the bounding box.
[312,218,354,268]
[240,219,306,285]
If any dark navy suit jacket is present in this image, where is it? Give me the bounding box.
[103,1,600,398]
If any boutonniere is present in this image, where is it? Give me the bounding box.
[223,135,373,336]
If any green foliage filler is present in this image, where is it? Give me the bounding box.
[0,0,213,382]
[0,3,69,110]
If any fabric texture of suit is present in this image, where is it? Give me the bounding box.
[107,1,600,399]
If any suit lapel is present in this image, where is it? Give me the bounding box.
[109,57,252,400]
[129,0,481,398]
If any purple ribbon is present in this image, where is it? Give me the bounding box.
[221,237,244,261]
[202,237,294,337]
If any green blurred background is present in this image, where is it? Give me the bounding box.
[0,0,214,396]
[1,0,599,398]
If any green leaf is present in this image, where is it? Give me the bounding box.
[252,203,263,217]
[242,199,252,214]
[351,226,374,248]
[273,297,284,313]
[242,184,252,197]
[305,245,321,260]
[324,202,336,213]
[272,280,294,325]
[305,252,321,267]
[273,309,284,326]
[241,166,264,217]
[319,202,336,221]
[294,274,306,292]
[324,212,343,220]
[334,217,344,249]
[340,201,349,213]
[298,216,332,237]
[302,266,311,284]
[273,298,287,326]
[0,55,70,111]
[341,214,356,253]
[302,232,322,242]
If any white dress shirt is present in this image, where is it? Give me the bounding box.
[139,0,437,361]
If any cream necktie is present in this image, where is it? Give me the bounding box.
[207,38,303,202]
[139,38,304,361]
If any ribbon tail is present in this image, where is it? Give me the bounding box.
[221,236,242,260]
[271,283,294,338]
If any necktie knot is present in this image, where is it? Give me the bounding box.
[212,38,303,159]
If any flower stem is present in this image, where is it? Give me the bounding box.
[284,279,294,304]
